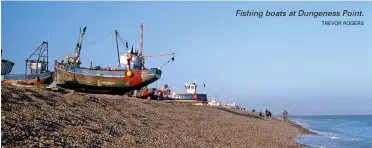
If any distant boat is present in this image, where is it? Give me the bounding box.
[53,24,163,94]
[158,83,208,105]
[3,42,54,86]
[223,102,237,109]
[208,98,221,106]
[1,50,15,75]
[132,87,157,99]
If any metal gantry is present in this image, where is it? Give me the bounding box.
[25,41,49,75]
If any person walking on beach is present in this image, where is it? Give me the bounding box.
[265,109,272,119]
[283,110,288,122]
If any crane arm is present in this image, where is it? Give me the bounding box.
[143,53,175,58]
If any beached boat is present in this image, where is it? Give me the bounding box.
[158,83,208,105]
[1,60,15,76]
[53,25,164,94]
[3,42,54,86]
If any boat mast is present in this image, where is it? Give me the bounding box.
[140,23,144,70]
[73,27,82,65]
[73,26,87,66]
[90,59,93,68]
[115,30,121,69]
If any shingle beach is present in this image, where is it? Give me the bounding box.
[1,84,313,148]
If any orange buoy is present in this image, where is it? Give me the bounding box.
[126,71,133,77]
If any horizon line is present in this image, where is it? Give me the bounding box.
[2,0,372,2]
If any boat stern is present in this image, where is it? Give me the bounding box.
[140,68,162,85]
[148,68,162,79]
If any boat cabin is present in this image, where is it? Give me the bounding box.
[184,83,197,94]
[119,49,141,70]
[29,60,48,74]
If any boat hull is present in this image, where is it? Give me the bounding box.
[134,88,156,99]
[158,92,208,104]
[53,62,162,94]
[3,71,54,86]
[1,60,15,75]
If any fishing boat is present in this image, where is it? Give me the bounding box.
[3,42,54,86]
[1,50,15,75]
[158,83,208,105]
[53,24,168,94]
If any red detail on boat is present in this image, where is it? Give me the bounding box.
[127,54,133,61]
[106,66,111,70]
[163,94,168,98]
[193,94,198,100]
[124,70,142,86]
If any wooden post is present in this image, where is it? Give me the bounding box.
[140,23,143,70]
[25,60,27,75]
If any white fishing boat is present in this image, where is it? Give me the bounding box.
[158,82,208,105]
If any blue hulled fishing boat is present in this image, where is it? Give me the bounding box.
[1,50,15,75]
[158,83,208,105]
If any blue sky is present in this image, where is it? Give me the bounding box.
[2,2,372,115]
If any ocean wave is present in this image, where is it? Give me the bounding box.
[292,119,309,128]
[292,116,371,148]
[292,119,324,135]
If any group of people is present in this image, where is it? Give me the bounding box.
[157,84,171,97]
[257,109,289,122]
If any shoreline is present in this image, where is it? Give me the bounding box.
[2,84,317,147]
[288,119,319,148]
[218,107,318,148]
[288,119,318,136]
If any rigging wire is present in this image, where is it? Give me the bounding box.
[53,30,115,61]
[116,31,130,49]
[84,30,115,49]
[49,30,135,70]
[49,30,115,70]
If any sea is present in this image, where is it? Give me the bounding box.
[290,115,372,148]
